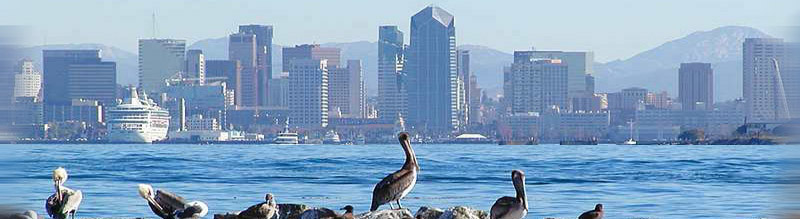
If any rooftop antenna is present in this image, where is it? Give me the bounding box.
[151,12,157,39]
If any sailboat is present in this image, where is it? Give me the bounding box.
[621,120,637,145]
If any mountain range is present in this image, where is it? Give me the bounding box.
[22,26,771,101]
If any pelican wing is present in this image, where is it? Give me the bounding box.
[578,210,601,219]
[490,196,517,219]
[371,168,415,209]
[238,202,278,219]
[61,190,82,215]
[45,193,60,219]
[155,190,187,214]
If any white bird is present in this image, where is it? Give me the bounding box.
[46,167,83,219]
[138,184,209,219]
[490,170,527,219]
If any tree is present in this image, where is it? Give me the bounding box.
[678,129,705,142]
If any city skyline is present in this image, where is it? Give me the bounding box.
[1,1,796,62]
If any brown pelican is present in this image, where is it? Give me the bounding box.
[137,184,209,219]
[299,205,354,219]
[370,132,418,211]
[578,204,603,219]
[490,170,527,219]
[339,205,354,219]
[46,167,83,219]
[237,193,279,219]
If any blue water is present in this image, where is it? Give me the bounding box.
[0,144,790,218]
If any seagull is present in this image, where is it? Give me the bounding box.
[46,167,83,219]
[490,170,527,219]
[237,193,279,219]
[578,204,603,219]
[138,184,209,219]
[370,132,418,211]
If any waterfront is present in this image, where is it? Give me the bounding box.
[0,144,790,218]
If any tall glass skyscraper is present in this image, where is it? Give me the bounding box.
[406,6,457,131]
[238,25,273,106]
[377,26,406,123]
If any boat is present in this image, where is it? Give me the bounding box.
[622,138,637,145]
[499,137,539,145]
[560,138,598,145]
[322,130,342,144]
[106,87,170,143]
[355,134,366,145]
[274,120,299,144]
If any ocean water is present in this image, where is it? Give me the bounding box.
[0,144,790,218]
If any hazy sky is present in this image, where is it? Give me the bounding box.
[1,0,797,62]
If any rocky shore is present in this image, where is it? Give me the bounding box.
[213,204,492,219]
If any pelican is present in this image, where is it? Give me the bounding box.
[46,167,83,219]
[137,184,209,219]
[237,193,279,219]
[578,204,603,219]
[300,205,354,219]
[370,132,418,211]
[339,205,354,219]
[490,170,527,219]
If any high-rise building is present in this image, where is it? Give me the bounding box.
[185,49,205,84]
[468,74,482,125]
[14,59,41,98]
[43,50,116,106]
[288,59,329,128]
[282,44,341,73]
[229,33,258,107]
[743,38,799,122]
[267,74,289,108]
[328,60,365,118]
[679,63,713,110]
[206,60,240,88]
[406,6,458,131]
[238,25,273,106]
[457,50,470,128]
[377,25,407,123]
[509,57,569,114]
[138,39,186,93]
[513,51,594,99]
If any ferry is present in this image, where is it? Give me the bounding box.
[322,130,342,144]
[274,121,299,144]
[106,87,170,143]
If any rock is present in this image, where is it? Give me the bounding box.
[214,212,241,219]
[356,209,414,219]
[415,206,487,219]
[278,204,310,219]
[414,207,443,219]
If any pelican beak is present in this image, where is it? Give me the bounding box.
[54,180,62,201]
[146,196,164,212]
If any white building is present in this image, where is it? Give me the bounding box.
[14,59,41,98]
[743,38,799,123]
[513,51,594,99]
[540,109,610,141]
[185,49,205,84]
[504,112,540,140]
[289,59,329,128]
[139,39,186,93]
[186,114,220,131]
[510,58,569,114]
[635,109,745,140]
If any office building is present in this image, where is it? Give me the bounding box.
[282,44,341,73]
[229,33,258,107]
[406,6,458,131]
[138,39,186,93]
[743,38,799,122]
[510,57,568,114]
[540,109,610,141]
[14,59,41,98]
[457,50,470,127]
[43,50,116,106]
[185,49,205,84]
[377,25,407,123]
[267,75,289,108]
[329,60,365,118]
[513,50,595,99]
[679,63,713,110]
[288,59,329,128]
[238,25,273,106]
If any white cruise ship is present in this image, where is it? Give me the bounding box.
[274,120,299,144]
[106,88,170,143]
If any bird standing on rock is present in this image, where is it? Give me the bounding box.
[300,205,354,219]
[137,184,209,219]
[578,204,603,219]
[370,132,418,211]
[490,170,527,219]
[46,167,83,219]
[238,193,279,219]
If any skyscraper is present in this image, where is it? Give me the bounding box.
[288,59,329,128]
[329,60,365,118]
[457,50,470,127]
[406,6,458,131]
[509,57,568,114]
[138,39,186,93]
[14,59,41,99]
[743,38,798,122]
[514,51,594,99]
[282,44,341,73]
[43,50,116,106]
[185,49,205,84]
[228,33,258,107]
[238,25,273,106]
[377,25,407,123]
[678,62,713,110]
